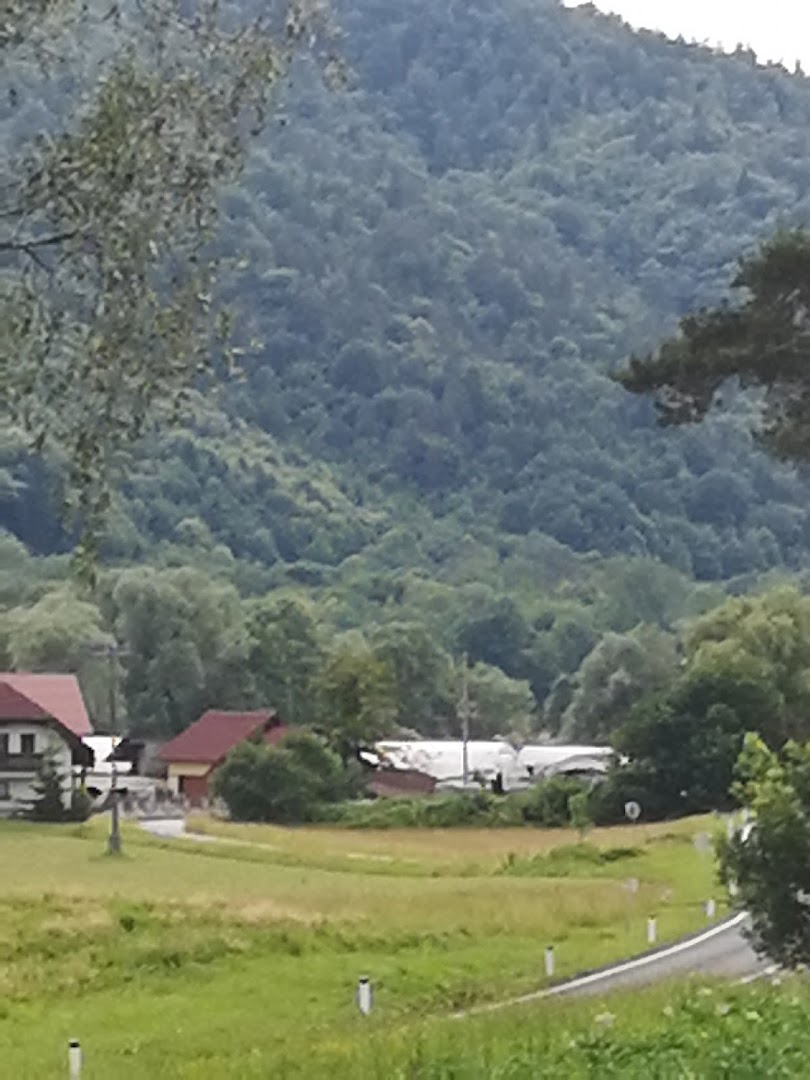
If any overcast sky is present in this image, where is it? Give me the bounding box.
[564,1,810,69]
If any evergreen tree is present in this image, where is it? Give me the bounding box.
[28,745,68,822]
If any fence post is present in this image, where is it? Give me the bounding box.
[356,976,373,1016]
[544,945,555,978]
[68,1040,82,1079]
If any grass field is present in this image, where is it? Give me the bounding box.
[0,814,731,1077]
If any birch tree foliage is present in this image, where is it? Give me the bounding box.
[1,0,339,574]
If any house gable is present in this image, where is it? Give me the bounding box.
[0,674,92,737]
[159,709,284,768]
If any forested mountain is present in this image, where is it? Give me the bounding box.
[7,0,810,734]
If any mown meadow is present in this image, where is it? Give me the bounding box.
[0,814,745,1077]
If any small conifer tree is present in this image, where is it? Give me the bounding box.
[28,745,68,822]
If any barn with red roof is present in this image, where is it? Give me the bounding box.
[0,673,93,815]
[159,709,286,806]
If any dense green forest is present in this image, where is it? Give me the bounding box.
[6,0,810,736]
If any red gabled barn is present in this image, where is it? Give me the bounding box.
[159,709,285,806]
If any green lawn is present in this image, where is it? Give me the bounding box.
[0,816,729,1077]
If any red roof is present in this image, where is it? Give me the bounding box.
[159,709,285,766]
[0,673,92,737]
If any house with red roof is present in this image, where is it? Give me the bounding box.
[0,673,94,816]
[159,709,286,806]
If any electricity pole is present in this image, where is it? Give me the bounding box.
[87,641,129,855]
[458,653,471,787]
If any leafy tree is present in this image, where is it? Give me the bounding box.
[112,566,253,734]
[457,598,532,677]
[316,632,397,762]
[615,666,783,817]
[369,621,453,735]
[464,661,536,739]
[720,734,810,967]
[212,730,347,823]
[4,588,110,671]
[684,585,810,742]
[2,0,337,566]
[246,595,324,726]
[560,626,678,742]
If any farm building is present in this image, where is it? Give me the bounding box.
[0,672,93,816]
[159,709,287,806]
[373,740,614,792]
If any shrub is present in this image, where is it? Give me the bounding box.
[28,747,69,822]
[587,761,669,825]
[319,782,593,830]
[212,731,348,823]
[518,776,585,826]
[67,788,93,823]
[498,843,641,877]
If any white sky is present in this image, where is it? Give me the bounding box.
[564,1,810,69]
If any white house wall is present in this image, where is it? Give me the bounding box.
[0,724,73,815]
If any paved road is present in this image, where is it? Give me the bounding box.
[453,913,769,1017]
[140,818,770,1009]
[542,913,764,998]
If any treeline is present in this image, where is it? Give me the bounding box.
[0,548,535,741]
[1,527,734,738]
[210,581,810,826]
[6,522,809,824]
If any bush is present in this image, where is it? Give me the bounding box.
[499,843,640,877]
[212,731,348,823]
[28,748,69,822]
[517,776,586,826]
[317,781,593,830]
[67,787,93,822]
[587,761,669,825]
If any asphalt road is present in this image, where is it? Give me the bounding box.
[140,818,770,1010]
[545,913,764,997]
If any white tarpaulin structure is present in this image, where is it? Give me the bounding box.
[517,744,614,778]
[82,736,133,776]
[373,740,614,790]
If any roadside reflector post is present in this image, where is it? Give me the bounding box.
[356,976,373,1016]
[544,945,555,979]
[706,898,717,920]
[647,916,657,946]
[68,1040,82,1079]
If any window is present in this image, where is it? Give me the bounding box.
[0,780,9,800]
[20,733,35,755]
[0,734,8,756]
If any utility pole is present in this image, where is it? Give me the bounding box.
[458,653,471,787]
[87,641,129,855]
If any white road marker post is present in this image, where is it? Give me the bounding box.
[356,976,373,1016]
[706,898,717,920]
[68,1039,82,1079]
[544,945,555,979]
[647,916,657,946]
